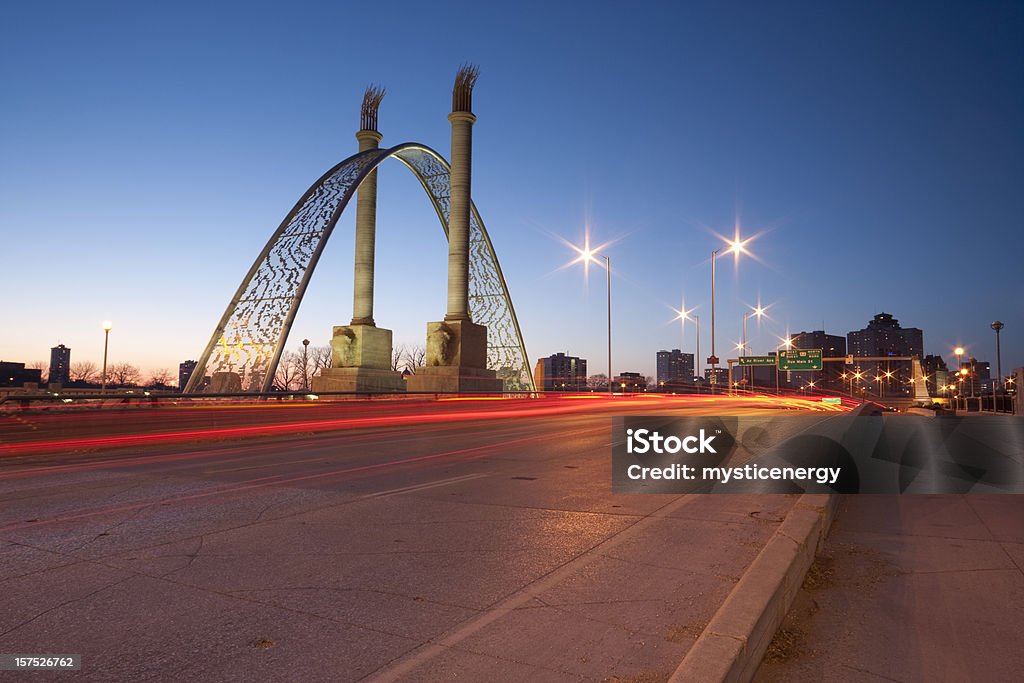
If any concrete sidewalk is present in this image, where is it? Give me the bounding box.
[754,495,1024,682]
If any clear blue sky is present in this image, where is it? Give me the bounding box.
[2,1,1022,379]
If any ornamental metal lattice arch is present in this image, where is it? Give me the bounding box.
[184,143,534,393]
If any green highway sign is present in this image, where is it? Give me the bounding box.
[778,348,823,371]
[738,355,776,366]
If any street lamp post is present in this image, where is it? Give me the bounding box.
[566,237,612,396]
[694,315,700,385]
[672,302,699,388]
[992,321,1004,394]
[709,233,752,392]
[710,248,719,391]
[603,255,611,396]
[954,346,965,409]
[101,321,113,392]
[301,338,311,391]
[741,306,765,388]
[733,343,744,393]
[776,337,791,395]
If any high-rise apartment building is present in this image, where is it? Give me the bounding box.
[533,353,587,392]
[49,344,71,385]
[656,349,694,389]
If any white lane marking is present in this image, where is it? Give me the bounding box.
[363,473,489,499]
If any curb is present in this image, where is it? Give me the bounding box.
[668,492,839,683]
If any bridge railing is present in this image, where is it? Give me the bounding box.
[1,388,717,409]
[952,394,1016,415]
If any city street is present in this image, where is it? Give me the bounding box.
[1,395,839,681]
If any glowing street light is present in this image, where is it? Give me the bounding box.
[742,305,767,356]
[849,370,865,398]
[710,227,756,389]
[671,298,699,379]
[568,237,612,395]
[740,303,767,388]
[773,334,792,395]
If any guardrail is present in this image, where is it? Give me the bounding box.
[0,388,706,408]
[0,389,527,408]
[952,394,1017,415]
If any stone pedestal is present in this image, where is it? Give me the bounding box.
[311,324,405,393]
[208,371,242,393]
[405,320,503,394]
[312,366,406,394]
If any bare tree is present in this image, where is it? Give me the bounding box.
[402,344,426,373]
[148,368,174,387]
[70,361,98,382]
[311,345,332,369]
[27,360,48,383]
[391,343,408,372]
[587,374,609,390]
[273,351,303,391]
[106,362,141,386]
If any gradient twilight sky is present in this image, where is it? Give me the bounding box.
[2,1,1022,380]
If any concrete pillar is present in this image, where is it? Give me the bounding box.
[445,111,474,321]
[311,85,405,395]
[406,65,501,394]
[351,129,381,325]
[351,86,385,326]
[444,65,479,322]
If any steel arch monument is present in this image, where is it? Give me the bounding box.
[184,127,533,393]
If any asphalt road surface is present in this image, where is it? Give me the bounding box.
[0,394,845,681]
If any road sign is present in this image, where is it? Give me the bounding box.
[778,348,823,371]
[706,355,719,366]
[738,355,776,366]
[821,397,842,405]
[845,354,854,365]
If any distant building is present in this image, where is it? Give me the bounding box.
[179,360,198,391]
[49,344,71,385]
[613,372,647,392]
[787,330,847,390]
[847,313,923,396]
[534,353,587,392]
[1,361,42,388]
[966,358,991,394]
[848,313,922,358]
[656,349,694,390]
[704,367,729,387]
[921,354,949,397]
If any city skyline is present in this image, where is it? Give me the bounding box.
[2,2,1021,380]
